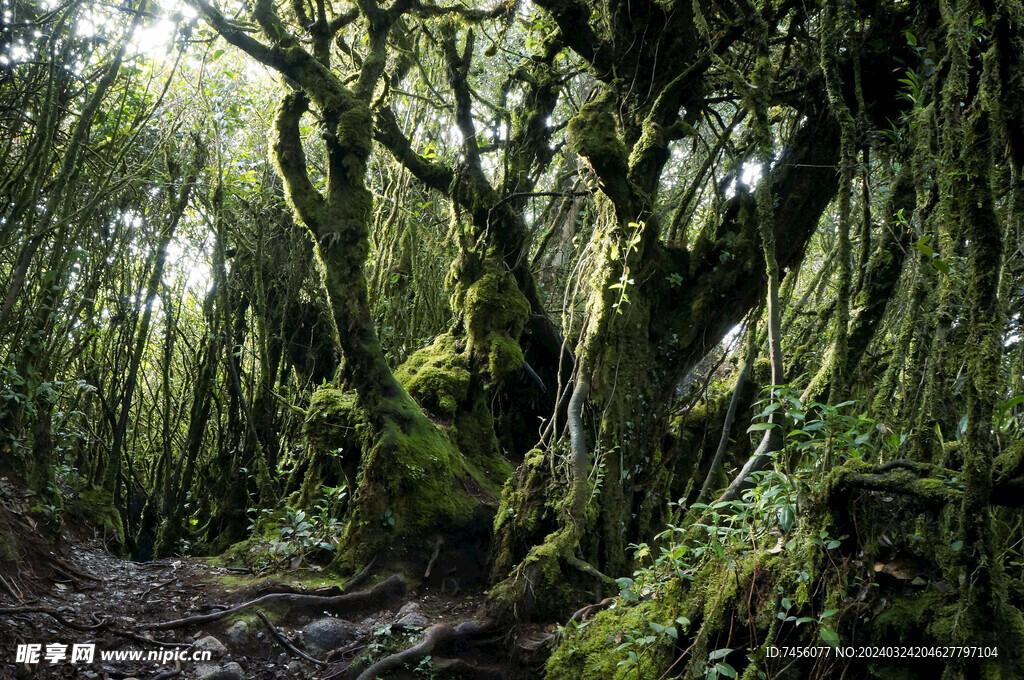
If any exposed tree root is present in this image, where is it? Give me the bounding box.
[0,605,108,631]
[141,574,407,631]
[567,597,614,625]
[152,660,181,680]
[354,621,492,680]
[565,554,614,586]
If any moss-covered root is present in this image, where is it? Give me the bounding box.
[486,448,610,622]
[335,388,496,568]
[488,524,611,624]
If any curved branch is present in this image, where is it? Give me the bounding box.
[270,92,327,230]
[374,107,455,193]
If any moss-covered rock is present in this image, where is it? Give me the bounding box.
[297,388,366,503]
[395,334,471,419]
[460,265,531,386]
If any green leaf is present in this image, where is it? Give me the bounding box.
[747,422,776,432]
[717,662,738,678]
[820,627,840,647]
[951,540,964,552]
[915,236,934,257]
[709,648,732,661]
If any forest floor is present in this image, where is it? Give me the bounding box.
[0,484,545,680]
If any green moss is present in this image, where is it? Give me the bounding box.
[295,388,365,505]
[395,333,511,494]
[338,391,491,566]
[874,591,946,640]
[451,395,512,489]
[395,334,470,419]
[547,580,688,680]
[67,488,123,540]
[491,449,554,572]
[460,267,530,385]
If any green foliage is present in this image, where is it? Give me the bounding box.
[243,487,347,570]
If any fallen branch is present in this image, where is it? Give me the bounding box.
[142,574,407,631]
[257,610,327,666]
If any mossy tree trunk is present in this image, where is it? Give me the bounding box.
[488,80,847,626]
[484,0,931,620]
[191,0,501,565]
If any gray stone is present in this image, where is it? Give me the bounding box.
[198,661,245,680]
[301,617,357,657]
[396,612,429,628]
[193,635,228,656]
[224,620,251,647]
[397,601,420,615]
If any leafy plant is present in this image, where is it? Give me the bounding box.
[245,487,347,570]
[608,221,645,314]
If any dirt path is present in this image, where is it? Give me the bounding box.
[1,536,531,680]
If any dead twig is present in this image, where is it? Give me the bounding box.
[424,538,443,579]
[0,573,21,600]
[324,639,366,663]
[142,576,177,601]
[257,610,327,666]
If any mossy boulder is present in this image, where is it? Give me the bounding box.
[301,388,366,491]
[395,334,471,419]
[461,267,531,385]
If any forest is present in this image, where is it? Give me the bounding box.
[2,0,1024,677]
